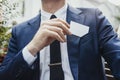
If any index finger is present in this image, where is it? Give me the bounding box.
[51,18,70,28]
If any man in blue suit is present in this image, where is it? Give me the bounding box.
[0,0,120,80]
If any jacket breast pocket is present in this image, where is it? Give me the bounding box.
[80,32,93,45]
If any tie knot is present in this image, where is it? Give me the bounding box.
[50,15,57,19]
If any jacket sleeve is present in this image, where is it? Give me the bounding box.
[0,27,36,80]
[96,9,120,80]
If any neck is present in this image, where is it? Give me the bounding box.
[42,0,65,13]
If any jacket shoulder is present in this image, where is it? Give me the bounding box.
[78,8,100,15]
[13,14,40,31]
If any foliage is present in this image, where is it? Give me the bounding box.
[0,0,19,56]
[0,26,11,56]
[0,0,24,26]
[0,0,22,60]
[116,16,120,22]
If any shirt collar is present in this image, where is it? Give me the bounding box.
[41,3,68,20]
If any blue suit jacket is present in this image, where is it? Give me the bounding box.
[0,6,120,80]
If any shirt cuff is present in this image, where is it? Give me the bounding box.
[22,47,37,65]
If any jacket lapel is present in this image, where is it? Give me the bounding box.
[66,5,85,80]
[28,14,41,32]
[28,14,41,80]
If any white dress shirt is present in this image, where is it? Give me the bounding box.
[22,3,74,80]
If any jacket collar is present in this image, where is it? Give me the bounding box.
[66,5,85,80]
[28,4,83,27]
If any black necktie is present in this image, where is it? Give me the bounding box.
[49,15,64,80]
